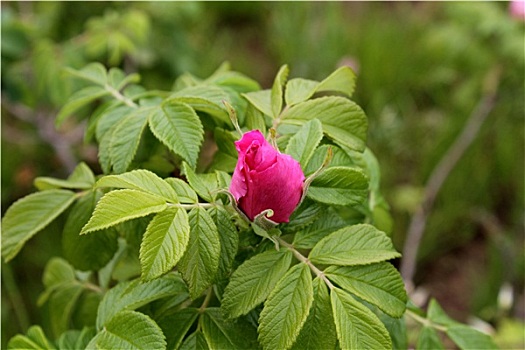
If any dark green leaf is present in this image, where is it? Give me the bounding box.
[293,207,346,249]
[201,308,259,350]
[169,85,230,125]
[96,274,186,329]
[49,283,84,337]
[158,308,199,350]
[222,249,293,318]
[65,62,108,85]
[63,191,119,271]
[179,331,209,350]
[7,326,55,350]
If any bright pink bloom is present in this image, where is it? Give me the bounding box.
[230,130,305,223]
[510,0,525,20]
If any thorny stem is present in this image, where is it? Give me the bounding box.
[104,84,138,108]
[276,237,335,290]
[406,309,448,333]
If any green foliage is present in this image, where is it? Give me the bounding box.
[1,59,499,350]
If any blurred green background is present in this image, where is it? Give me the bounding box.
[1,1,524,348]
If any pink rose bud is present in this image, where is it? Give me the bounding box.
[510,0,525,20]
[230,130,305,223]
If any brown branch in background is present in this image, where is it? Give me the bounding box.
[400,66,501,295]
[2,95,84,174]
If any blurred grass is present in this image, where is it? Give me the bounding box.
[1,1,524,348]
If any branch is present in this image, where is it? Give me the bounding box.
[400,67,501,293]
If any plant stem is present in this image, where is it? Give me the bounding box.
[1,262,30,332]
[199,287,213,313]
[405,309,448,333]
[400,66,501,293]
[104,84,138,108]
[168,202,215,210]
[276,237,335,290]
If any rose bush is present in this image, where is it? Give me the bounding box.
[230,130,305,223]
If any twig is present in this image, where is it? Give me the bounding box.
[400,67,501,293]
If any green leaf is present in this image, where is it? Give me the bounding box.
[34,162,95,190]
[165,178,198,203]
[42,257,76,289]
[169,85,230,125]
[1,189,77,261]
[447,325,498,350]
[148,102,204,169]
[88,311,166,350]
[210,127,238,172]
[307,166,368,206]
[427,298,461,327]
[81,189,167,234]
[222,249,293,318]
[108,67,140,91]
[309,224,401,266]
[209,206,239,281]
[96,105,134,141]
[285,78,319,106]
[316,66,356,97]
[109,107,150,173]
[242,90,272,117]
[325,263,407,318]
[49,283,84,337]
[379,313,408,350]
[96,274,186,329]
[271,64,289,118]
[55,86,110,127]
[285,118,323,169]
[178,207,221,299]
[417,327,444,350]
[304,145,354,176]
[96,170,179,203]
[179,331,209,350]
[201,308,259,350]
[182,162,216,202]
[258,263,313,350]
[158,308,199,350]
[62,191,119,271]
[331,288,392,350]
[140,208,190,281]
[244,103,267,133]
[291,277,337,350]
[281,96,367,152]
[293,207,346,249]
[7,326,55,350]
[57,328,96,350]
[65,62,108,85]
